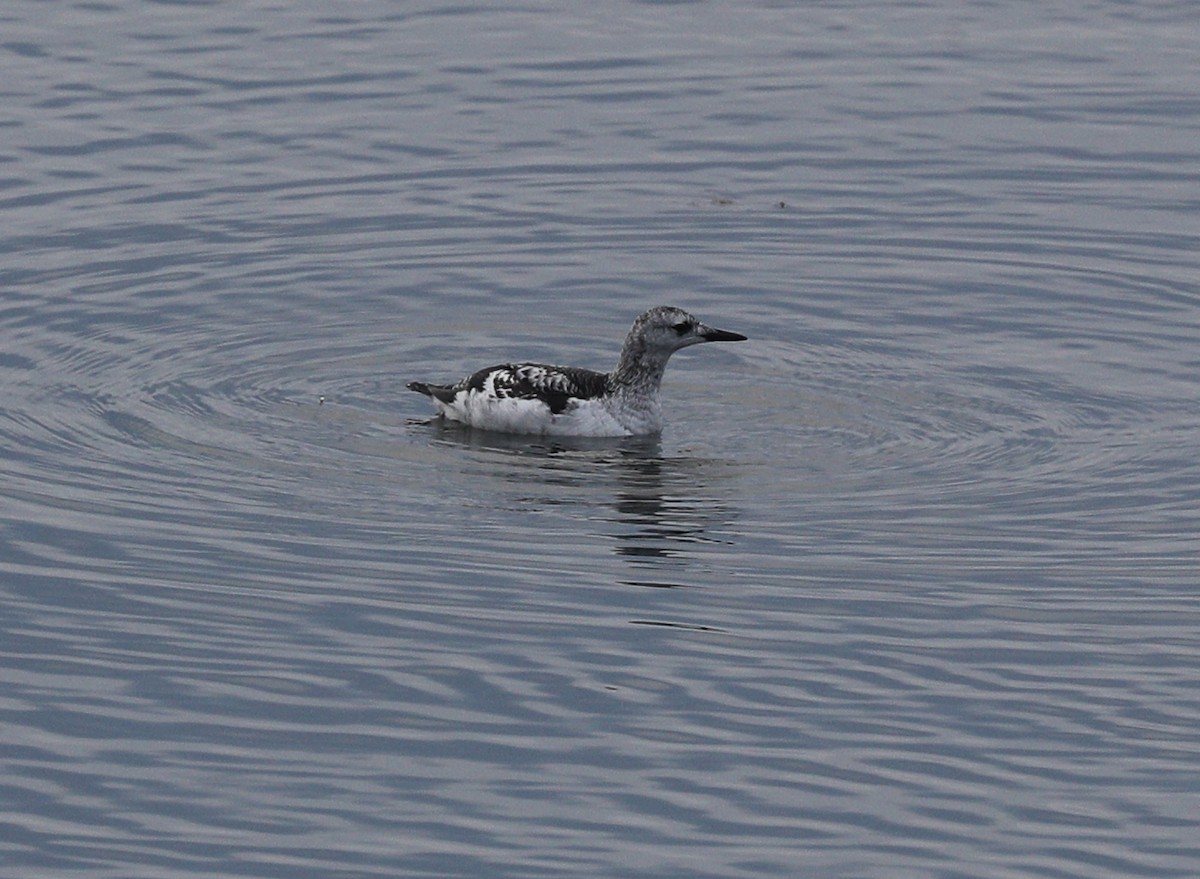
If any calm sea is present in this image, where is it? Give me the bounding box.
[2,2,1198,877]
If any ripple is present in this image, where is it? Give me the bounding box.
[3,3,1200,878]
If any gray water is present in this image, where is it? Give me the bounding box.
[3,2,1199,877]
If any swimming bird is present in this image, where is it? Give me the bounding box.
[407,306,747,436]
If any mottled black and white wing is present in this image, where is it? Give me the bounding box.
[465,363,609,414]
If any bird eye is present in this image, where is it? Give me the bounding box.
[672,321,691,335]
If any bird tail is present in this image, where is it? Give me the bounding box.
[407,381,457,404]
[407,381,434,397]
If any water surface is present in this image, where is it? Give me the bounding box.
[2,2,1199,877]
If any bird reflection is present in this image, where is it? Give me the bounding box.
[421,420,739,585]
[608,453,731,567]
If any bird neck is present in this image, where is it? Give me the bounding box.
[609,342,671,393]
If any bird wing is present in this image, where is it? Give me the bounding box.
[467,363,609,415]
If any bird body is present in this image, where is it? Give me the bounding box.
[408,306,746,436]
